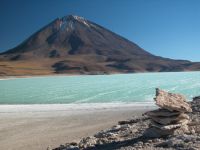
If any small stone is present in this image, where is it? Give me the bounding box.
[60,144,65,148]
[152,138,162,143]
[147,140,152,143]
[137,141,143,146]
[79,136,97,148]
[145,142,151,146]
[47,146,52,150]
[70,142,78,146]
[66,145,79,150]
[112,125,121,130]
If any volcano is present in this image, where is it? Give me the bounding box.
[0,15,200,76]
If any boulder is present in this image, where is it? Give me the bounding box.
[144,89,192,138]
[155,88,192,112]
[145,108,180,117]
[150,113,190,125]
[144,125,190,138]
[151,121,182,130]
[144,127,175,138]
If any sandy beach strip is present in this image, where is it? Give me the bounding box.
[0,103,156,150]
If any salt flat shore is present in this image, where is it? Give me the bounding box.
[0,103,155,150]
[54,93,200,150]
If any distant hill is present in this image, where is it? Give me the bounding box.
[0,15,200,76]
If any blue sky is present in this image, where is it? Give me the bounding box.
[0,0,200,61]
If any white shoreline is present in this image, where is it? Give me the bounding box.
[0,102,155,150]
[0,104,154,150]
[0,102,156,113]
[0,71,200,80]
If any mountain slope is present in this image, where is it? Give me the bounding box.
[0,15,200,76]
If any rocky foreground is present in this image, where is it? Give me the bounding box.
[52,90,200,150]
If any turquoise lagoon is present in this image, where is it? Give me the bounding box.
[0,72,200,104]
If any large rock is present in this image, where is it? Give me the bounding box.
[155,88,192,112]
[144,89,193,138]
[146,108,181,117]
[150,113,190,125]
[144,124,190,138]
[151,121,182,130]
[144,127,175,138]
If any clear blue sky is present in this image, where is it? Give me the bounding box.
[0,0,200,61]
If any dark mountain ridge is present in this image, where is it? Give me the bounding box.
[0,15,200,76]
